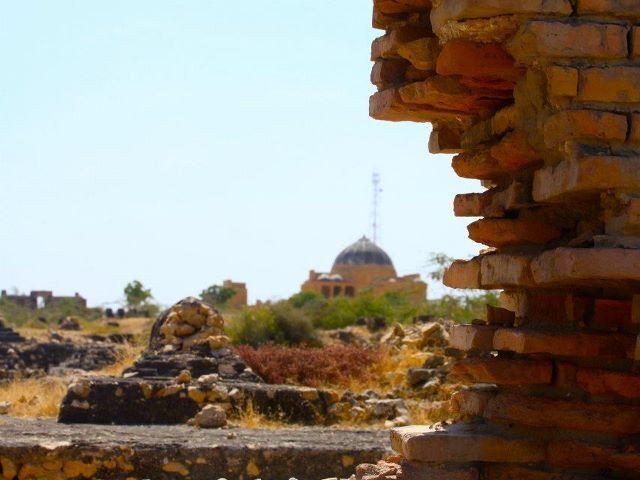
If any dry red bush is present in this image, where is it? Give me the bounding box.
[234,343,382,388]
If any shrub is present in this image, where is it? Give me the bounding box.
[234,343,381,387]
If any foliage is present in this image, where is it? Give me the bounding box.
[226,302,318,347]
[425,291,499,323]
[200,284,236,307]
[234,343,382,387]
[124,280,153,309]
[427,252,456,282]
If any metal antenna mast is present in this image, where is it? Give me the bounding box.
[371,172,381,244]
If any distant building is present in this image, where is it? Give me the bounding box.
[223,280,248,308]
[0,290,87,310]
[301,236,427,303]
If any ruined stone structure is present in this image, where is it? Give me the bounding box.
[302,236,427,302]
[0,290,86,310]
[223,279,248,308]
[367,0,640,478]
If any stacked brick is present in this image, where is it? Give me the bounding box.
[370,0,640,478]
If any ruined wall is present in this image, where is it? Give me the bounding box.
[370,0,640,478]
[0,290,87,310]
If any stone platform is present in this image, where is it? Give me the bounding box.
[0,417,390,480]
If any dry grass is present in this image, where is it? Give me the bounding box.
[92,342,145,376]
[0,377,69,418]
[230,401,287,429]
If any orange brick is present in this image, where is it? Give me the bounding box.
[480,253,534,289]
[450,389,494,417]
[633,26,640,58]
[578,0,640,16]
[579,66,640,103]
[371,59,408,89]
[577,368,640,399]
[371,26,432,60]
[592,298,632,330]
[436,40,521,81]
[548,440,640,472]
[555,362,577,388]
[391,424,545,463]
[450,358,552,385]
[428,125,462,154]
[485,393,640,434]
[533,156,640,203]
[397,37,440,71]
[509,21,628,61]
[493,328,636,359]
[374,0,432,15]
[543,110,628,148]
[449,324,496,351]
[399,76,509,115]
[628,113,640,144]
[486,304,515,326]
[443,259,481,289]
[467,218,562,248]
[545,66,578,97]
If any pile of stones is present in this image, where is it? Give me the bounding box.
[59,298,341,426]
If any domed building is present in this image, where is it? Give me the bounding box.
[301,236,427,303]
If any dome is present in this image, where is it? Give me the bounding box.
[332,236,394,268]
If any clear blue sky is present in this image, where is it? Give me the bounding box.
[0,1,480,307]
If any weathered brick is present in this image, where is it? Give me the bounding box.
[450,389,494,417]
[399,76,509,114]
[509,21,628,61]
[391,424,545,463]
[431,0,572,33]
[628,113,640,144]
[543,110,628,148]
[443,258,481,289]
[370,88,475,124]
[578,0,640,17]
[545,65,578,97]
[374,0,432,15]
[577,368,640,398]
[397,37,440,71]
[436,40,521,80]
[400,460,479,480]
[578,66,640,103]
[486,304,515,326]
[454,192,490,217]
[371,59,409,89]
[633,26,640,58]
[449,324,496,351]
[371,27,432,60]
[480,253,534,288]
[485,393,640,434]
[604,192,640,235]
[531,247,640,287]
[485,464,610,480]
[555,362,578,388]
[450,358,552,385]
[592,298,632,330]
[429,125,462,154]
[533,156,640,203]
[548,440,640,472]
[467,218,562,247]
[493,328,636,358]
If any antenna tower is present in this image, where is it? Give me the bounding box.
[371,172,382,244]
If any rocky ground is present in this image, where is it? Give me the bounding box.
[0,416,390,480]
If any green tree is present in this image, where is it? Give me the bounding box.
[200,284,236,306]
[124,280,153,309]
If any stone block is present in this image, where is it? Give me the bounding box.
[548,440,640,472]
[450,358,552,385]
[467,218,562,247]
[543,110,628,149]
[533,156,640,203]
[390,424,545,463]
[531,247,640,286]
[435,40,521,81]
[545,66,578,97]
[509,21,628,62]
[397,37,440,71]
[578,66,640,103]
[449,325,497,352]
[400,461,479,480]
[577,368,640,399]
[493,328,636,358]
[399,76,509,114]
[484,393,640,434]
[443,258,481,289]
[480,253,534,289]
